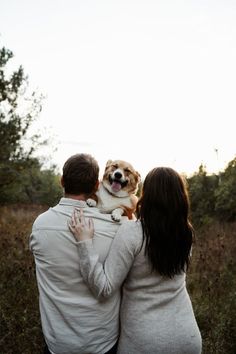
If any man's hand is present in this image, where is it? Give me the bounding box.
[69,208,94,242]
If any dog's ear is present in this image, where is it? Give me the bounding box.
[136,171,141,183]
[105,159,113,167]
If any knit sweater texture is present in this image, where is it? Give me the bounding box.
[30,198,124,354]
[77,220,202,354]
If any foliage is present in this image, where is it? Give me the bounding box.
[187,157,236,226]
[187,164,218,225]
[0,44,62,205]
[0,46,44,162]
[214,158,236,222]
[1,205,236,353]
[0,158,62,205]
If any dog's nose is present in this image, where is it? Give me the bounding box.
[114,172,122,179]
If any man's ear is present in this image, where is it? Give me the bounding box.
[61,176,64,187]
[94,180,99,192]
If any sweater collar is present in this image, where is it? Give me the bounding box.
[59,197,88,208]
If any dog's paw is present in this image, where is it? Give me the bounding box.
[86,198,97,207]
[111,208,123,222]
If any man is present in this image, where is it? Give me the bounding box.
[30,153,125,354]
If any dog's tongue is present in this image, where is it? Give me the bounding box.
[111,181,122,192]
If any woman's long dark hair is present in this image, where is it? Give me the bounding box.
[136,167,194,278]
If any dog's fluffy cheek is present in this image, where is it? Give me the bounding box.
[129,174,138,189]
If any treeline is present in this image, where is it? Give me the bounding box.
[1,154,236,225]
[0,44,235,224]
[187,158,236,225]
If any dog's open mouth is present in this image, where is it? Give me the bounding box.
[109,175,128,192]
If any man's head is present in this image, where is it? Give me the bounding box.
[61,153,99,197]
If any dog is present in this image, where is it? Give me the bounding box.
[87,159,141,221]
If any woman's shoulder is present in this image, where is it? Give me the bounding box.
[117,220,143,246]
[120,219,141,231]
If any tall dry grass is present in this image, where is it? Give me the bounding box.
[0,205,236,353]
[0,205,47,354]
[187,222,236,353]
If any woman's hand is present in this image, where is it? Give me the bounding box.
[69,208,94,242]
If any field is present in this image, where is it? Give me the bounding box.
[0,205,236,354]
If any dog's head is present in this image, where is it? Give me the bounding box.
[102,159,141,197]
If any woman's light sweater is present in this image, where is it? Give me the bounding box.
[76,220,202,354]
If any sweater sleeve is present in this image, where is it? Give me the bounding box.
[76,222,139,299]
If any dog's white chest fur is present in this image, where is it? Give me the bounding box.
[96,183,132,213]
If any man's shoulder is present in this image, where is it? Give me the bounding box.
[32,206,57,228]
[84,207,128,224]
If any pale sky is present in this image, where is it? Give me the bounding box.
[1,0,235,179]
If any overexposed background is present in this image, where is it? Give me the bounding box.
[1,0,235,178]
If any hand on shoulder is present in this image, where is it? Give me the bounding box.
[69,208,94,242]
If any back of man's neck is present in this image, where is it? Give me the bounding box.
[64,193,87,201]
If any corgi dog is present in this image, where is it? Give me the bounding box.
[87,159,141,221]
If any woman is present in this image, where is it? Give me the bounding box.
[69,167,202,354]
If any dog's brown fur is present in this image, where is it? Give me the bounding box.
[87,159,141,221]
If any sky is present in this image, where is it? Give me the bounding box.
[1,0,235,179]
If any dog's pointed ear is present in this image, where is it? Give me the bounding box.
[105,159,113,167]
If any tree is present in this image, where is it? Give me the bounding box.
[0,46,45,159]
[0,45,61,204]
[214,157,236,222]
[188,164,218,226]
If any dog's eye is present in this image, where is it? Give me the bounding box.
[124,168,131,173]
[112,164,118,169]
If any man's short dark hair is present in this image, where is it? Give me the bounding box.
[62,153,99,195]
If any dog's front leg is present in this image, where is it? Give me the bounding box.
[111,208,124,222]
